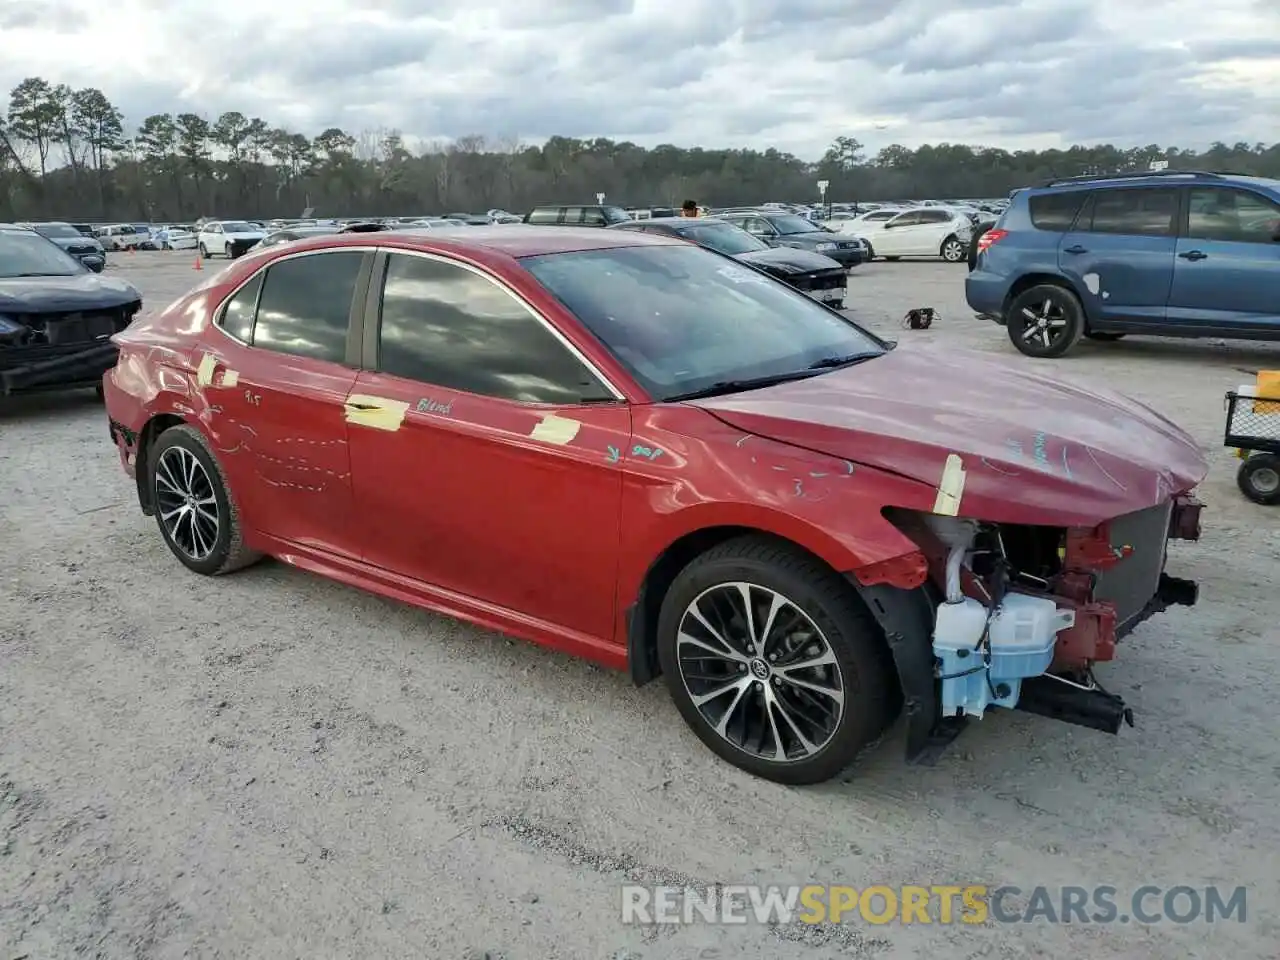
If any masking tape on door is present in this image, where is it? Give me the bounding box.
[195,352,216,387]
[932,453,966,516]
[530,414,581,445]
[344,394,410,432]
[219,369,239,387]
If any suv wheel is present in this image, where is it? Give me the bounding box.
[1005,284,1084,358]
[940,236,966,262]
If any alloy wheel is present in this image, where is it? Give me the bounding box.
[1018,297,1070,350]
[675,582,845,762]
[942,238,965,262]
[154,446,220,561]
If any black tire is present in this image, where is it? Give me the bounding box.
[829,300,844,311]
[198,243,208,259]
[1237,453,1280,506]
[884,256,900,262]
[1085,331,1125,341]
[94,383,104,401]
[1005,283,1085,358]
[940,235,966,263]
[656,534,896,785]
[148,424,262,576]
[864,242,875,260]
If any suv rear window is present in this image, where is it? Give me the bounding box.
[1029,192,1087,230]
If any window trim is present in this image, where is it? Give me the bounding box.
[360,247,626,403]
[210,246,377,369]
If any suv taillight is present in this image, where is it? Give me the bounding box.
[977,228,1007,251]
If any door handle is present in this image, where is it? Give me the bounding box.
[344,401,381,410]
[1179,250,1208,261]
[1063,245,1088,254]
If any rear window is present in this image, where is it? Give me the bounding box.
[1029,192,1087,231]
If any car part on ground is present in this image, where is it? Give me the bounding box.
[902,307,936,329]
[0,231,142,395]
[101,226,1206,784]
[966,169,1280,358]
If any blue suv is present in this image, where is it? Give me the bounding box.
[965,170,1280,358]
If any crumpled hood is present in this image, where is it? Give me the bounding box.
[690,344,1207,526]
[0,273,141,313]
[737,247,844,274]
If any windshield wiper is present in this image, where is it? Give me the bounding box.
[665,370,820,402]
[806,352,882,370]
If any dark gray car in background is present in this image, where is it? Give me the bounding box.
[27,222,107,272]
[711,211,867,267]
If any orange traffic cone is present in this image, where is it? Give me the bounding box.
[193,254,202,271]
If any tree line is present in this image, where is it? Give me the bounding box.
[3,76,1280,223]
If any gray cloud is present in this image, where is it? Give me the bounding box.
[0,0,1275,157]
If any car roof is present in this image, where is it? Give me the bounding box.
[617,217,720,228]
[277,225,684,260]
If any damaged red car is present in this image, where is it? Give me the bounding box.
[102,227,1207,785]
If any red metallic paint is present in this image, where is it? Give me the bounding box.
[103,227,1208,679]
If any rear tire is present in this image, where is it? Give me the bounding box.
[148,424,263,576]
[1237,453,1280,506]
[198,243,208,259]
[864,242,875,260]
[656,535,896,785]
[940,236,966,262]
[1005,284,1085,358]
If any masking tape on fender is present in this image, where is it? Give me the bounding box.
[933,454,966,516]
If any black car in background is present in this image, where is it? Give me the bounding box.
[610,216,850,309]
[0,228,142,396]
[28,222,107,272]
[711,211,867,267]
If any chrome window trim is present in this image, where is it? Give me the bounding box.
[375,246,626,401]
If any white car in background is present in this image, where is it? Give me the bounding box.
[836,206,973,262]
[197,220,267,259]
[155,225,198,250]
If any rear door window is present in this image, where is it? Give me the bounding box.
[251,251,364,363]
[1085,188,1177,237]
[1029,192,1087,231]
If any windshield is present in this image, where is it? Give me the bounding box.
[522,244,884,401]
[0,231,84,278]
[34,224,83,239]
[677,222,768,255]
[221,221,256,233]
[769,215,818,235]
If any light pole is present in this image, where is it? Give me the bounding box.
[596,192,606,205]
[817,179,830,220]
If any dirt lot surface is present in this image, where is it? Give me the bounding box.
[2,252,1277,959]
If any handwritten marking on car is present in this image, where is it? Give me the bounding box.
[605,445,621,463]
[933,453,966,516]
[631,444,663,461]
[1085,446,1127,491]
[416,397,453,415]
[735,434,752,448]
[220,369,239,388]
[243,390,261,406]
[344,394,410,432]
[195,352,216,387]
[982,456,1021,477]
[529,414,580,445]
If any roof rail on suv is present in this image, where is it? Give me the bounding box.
[1039,169,1237,188]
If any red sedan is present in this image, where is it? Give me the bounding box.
[103,226,1207,784]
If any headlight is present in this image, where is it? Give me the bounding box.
[816,242,836,251]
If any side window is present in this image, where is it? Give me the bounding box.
[526,208,561,225]
[252,251,363,364]
[1087,188,1176,236]
[217,272,263,343]
[581,208,606,226]
[1187,188,1280,244]
[376,253,612,404]
[1029,191,1087,231]
[743,217,771,235]
[888,211,921,227]
[921,210,951,224]
[561,206,584,225]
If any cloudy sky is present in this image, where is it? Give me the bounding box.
[2,0,1278,158]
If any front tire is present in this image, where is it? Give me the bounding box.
[941,235,966,262]
[656,535,895,785]
[1005,284,1085,358]
[198,243,208,259]
[148,424,262,576]
[1238,452,1280,506]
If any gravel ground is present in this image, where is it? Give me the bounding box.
[2,252,1278,960]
